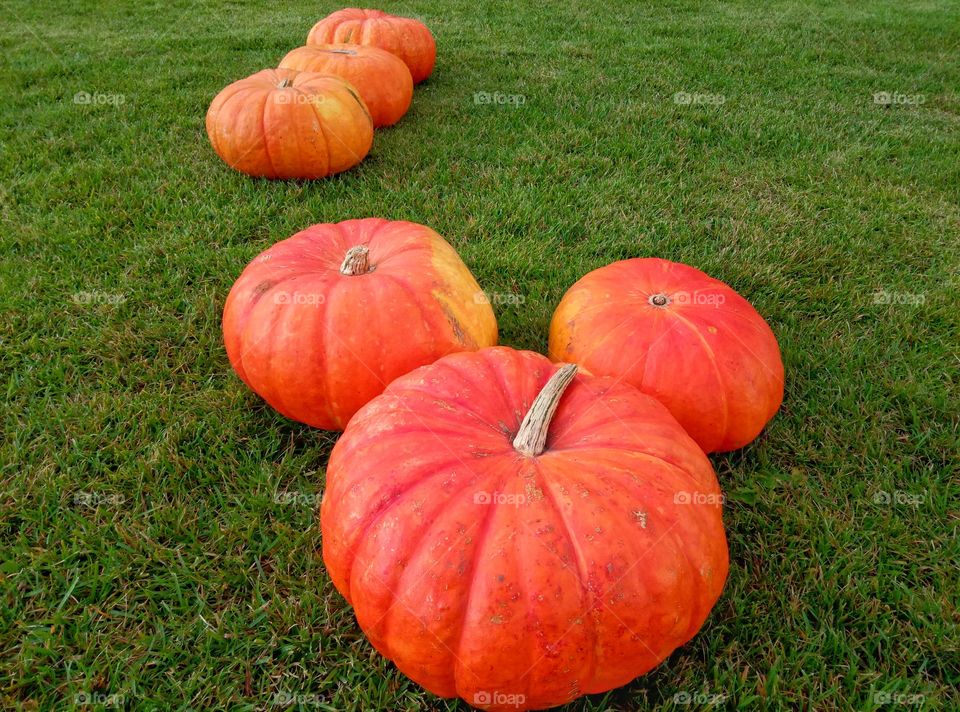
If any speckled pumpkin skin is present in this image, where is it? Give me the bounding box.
[321,346,728,710]
[550,258,784,453]
[222,219,497,430]
[307,8,436,84]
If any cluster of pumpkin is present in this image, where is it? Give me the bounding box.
[206,8,435,180]
[223,218,784,711]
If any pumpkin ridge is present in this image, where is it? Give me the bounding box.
[218,85,266,171]
[309,96,337,176]
[380,272,443,356]
[567,448,714,496]
[380,386,510,441]
[392,360,518,436]
[257,294,306,419]
[331,220,357,257]
[452,475,507,690]
[546,407,683,449]
[698,310,783,383]
[511,505,535,706]
[342,82,373,124]
[322,276,388,421]
[323,98,370,167]
[571,310,647,370]
[537,467,599,690]
[351,417,502,444]
[668,527,708,642]
[634,313,675,412]
[667,310,729,447]
[364,221,427,263]
[369,274,390,408]
[343,451,501,597]
[257,92,279,178]
[700,319,783,442]
[484,348,531,435]
[206,82,249,160]
[639,522,697,652]
[708,301,777,339]
[366,215,399,244]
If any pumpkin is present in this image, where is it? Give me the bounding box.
[549,258,784,453]
[205,68,373,179]
[222,218,497,430]
[279,44,413,128]
[307,8,436,84]
[321,346,728,710]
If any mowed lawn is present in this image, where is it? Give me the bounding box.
[2,0,958,709]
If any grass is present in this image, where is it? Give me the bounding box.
[1,0,958,709]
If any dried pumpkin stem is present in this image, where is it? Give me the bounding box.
[513,364,578,457]
[339,245,371,275]
[277,78,293,89]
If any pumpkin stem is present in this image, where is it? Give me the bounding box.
[277,78,293,89]
[513,364,578,457]
[339,245,371,275]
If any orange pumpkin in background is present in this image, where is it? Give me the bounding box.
[322,346,729,711]
[279,44,413,127]
[222,219,497,430]
[205,68,373,179]
[549,258,784,453]
[308,8,436,84]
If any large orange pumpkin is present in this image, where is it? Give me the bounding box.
[307,8,436,84]
[549,258,784,453]
[322,346,729,710]
[222,219,497,430]
[205,68,373,179]
[279,44,413,127]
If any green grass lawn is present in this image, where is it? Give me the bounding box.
[2,0,958,709]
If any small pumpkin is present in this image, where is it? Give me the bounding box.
[205,68,373,179]
[549,257,784,452]
[279,44,413,127]
[322,346,728,710]
[307,8,436,84]
[222,219,497,430]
